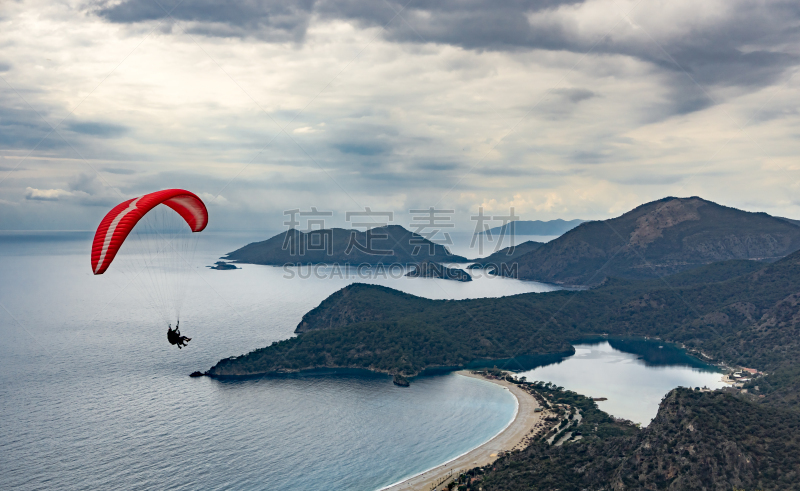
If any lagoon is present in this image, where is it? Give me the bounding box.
[519,340,726,425]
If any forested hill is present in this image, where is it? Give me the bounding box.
[507,196,800,286]
[479,388,800,490]
[224,224,467,266]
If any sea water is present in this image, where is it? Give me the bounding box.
[0,231,725,490]
[0,231,525,491]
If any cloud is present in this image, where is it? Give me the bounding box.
[334,140,391,156]
[66,121,128,138]
[414,161,460,172]
[0,62,10,72]
[19,174,126,207]
[533,87,600,120]
[199,192,229,205]
[94,0,316,42]
[25,187,72,201]
[553,88,596,104]
[90,0,800,121]
[3,0,800,230]
[102,167,137,175]
[0,104,63,150]
[0,165,26,172]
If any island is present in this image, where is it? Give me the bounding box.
[392,374,410,387]
[405,260,472,282]
[207,261,240,270]
[222,224,468,267]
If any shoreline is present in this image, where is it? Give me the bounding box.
[379,371,544,491]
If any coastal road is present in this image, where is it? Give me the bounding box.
[381,371,543,491]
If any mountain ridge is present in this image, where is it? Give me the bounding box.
[507,196,800,285]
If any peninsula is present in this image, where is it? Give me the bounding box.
[206,242,800,382]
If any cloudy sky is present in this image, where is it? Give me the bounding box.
[2,0,800,232]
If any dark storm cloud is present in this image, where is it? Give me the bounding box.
[317,0,583,50]
[92,0,800,111]
[367,0,800,94]
[95,0,316,42]
[93,0,580,44]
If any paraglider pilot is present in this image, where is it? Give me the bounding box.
[167,321,191,349]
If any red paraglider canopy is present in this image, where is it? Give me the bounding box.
[91,189,208,275]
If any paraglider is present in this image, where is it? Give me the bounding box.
[167,321,191,348]
[91,189,208,348]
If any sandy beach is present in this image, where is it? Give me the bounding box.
[380,371,544,491]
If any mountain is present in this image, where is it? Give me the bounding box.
[223,225,467,266]
[467,240,544,270]
[778,216,800,227]
[509,196,800,285]
[477,219,584,236]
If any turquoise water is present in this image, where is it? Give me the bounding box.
[519,341,726,425]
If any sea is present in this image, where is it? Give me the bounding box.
[0,231,724,490]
